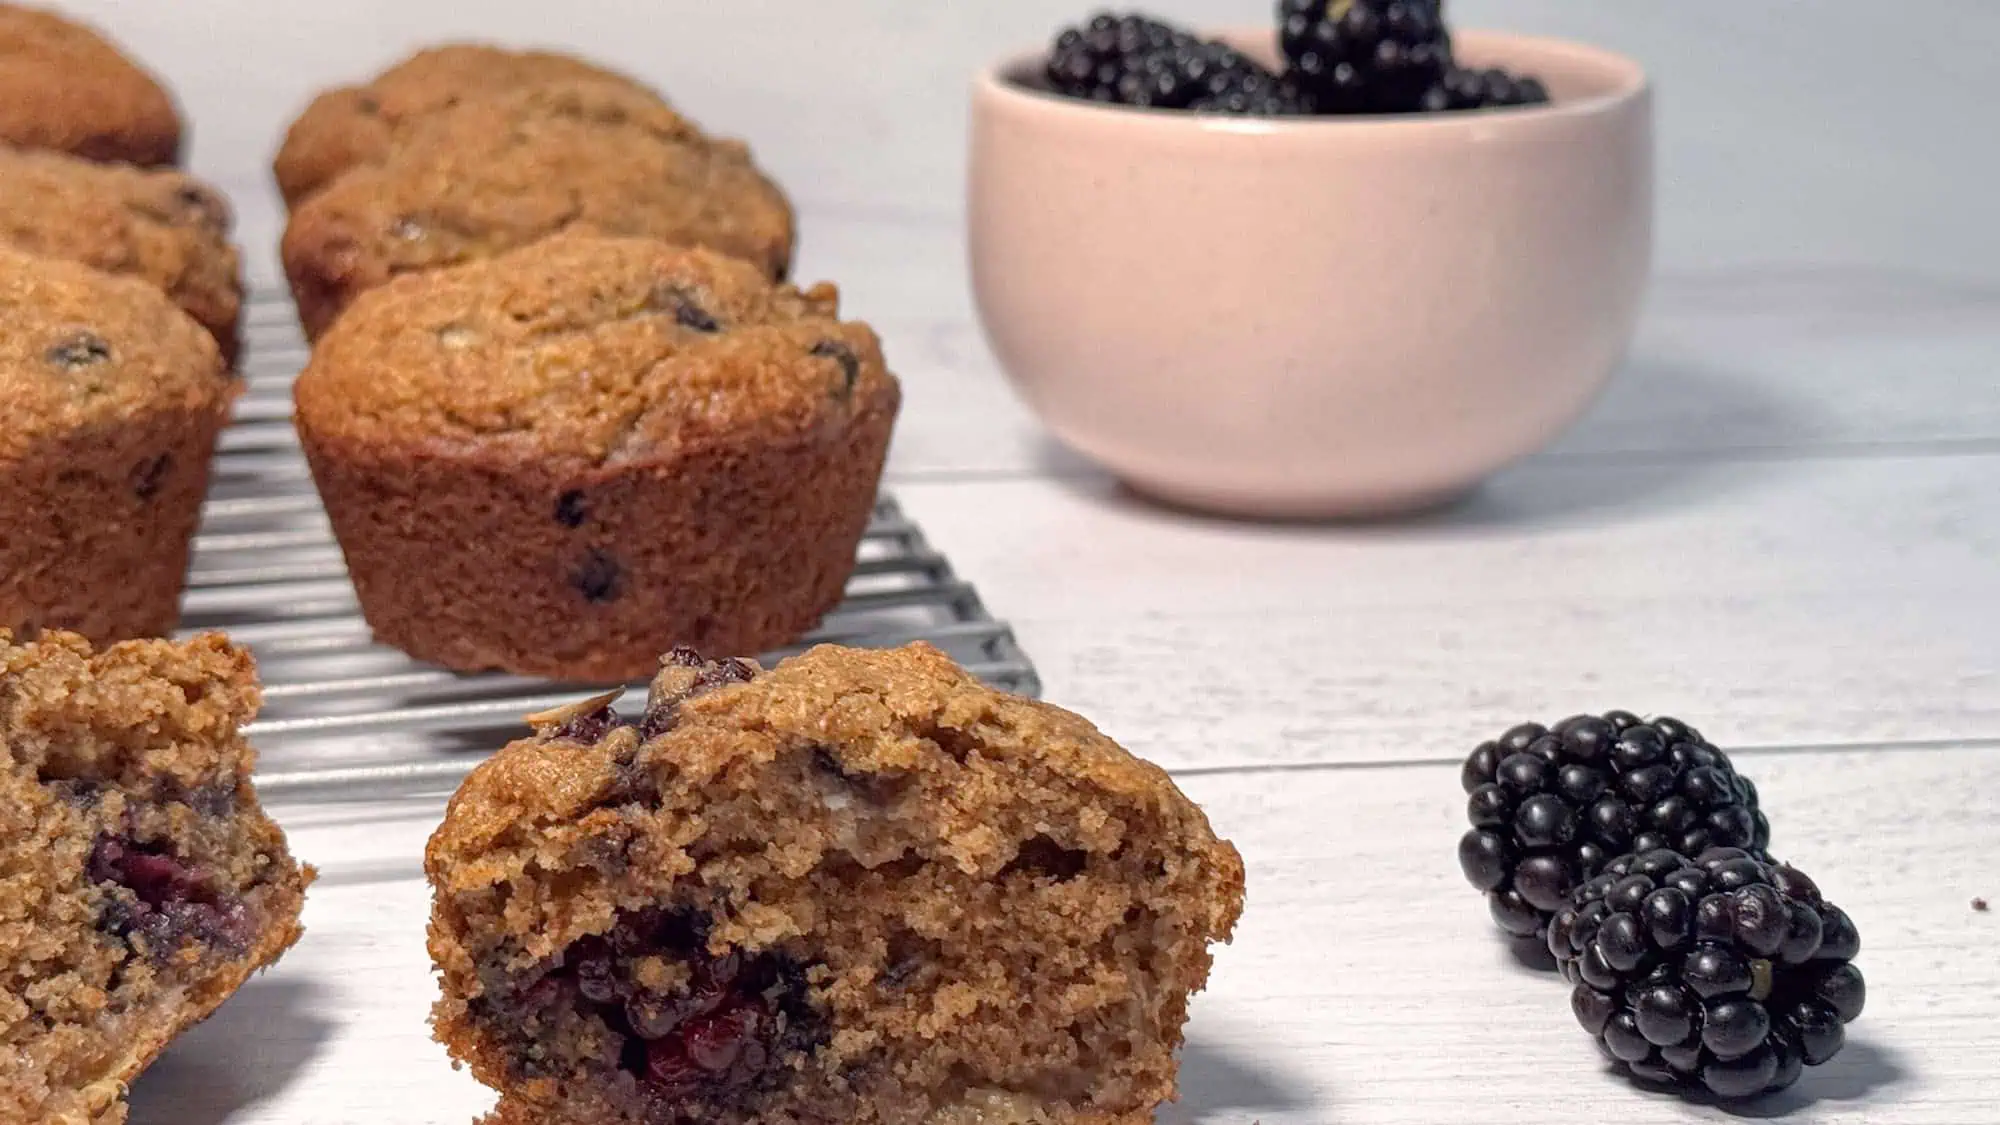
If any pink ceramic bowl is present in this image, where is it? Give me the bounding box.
[969,29,1652,517]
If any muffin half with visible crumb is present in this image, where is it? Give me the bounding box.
[293,233,898,682]
[273,42,666,207]
[428,643,1244,1125]
[281,79,794,339]
[0,630,312,1125]
[0,146,243,364]
[0,245,233,644]
[0,3,181,166]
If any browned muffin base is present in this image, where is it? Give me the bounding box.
[0,632,312,1125]
[299,410,894,682]
[0,4,182,166]
[427,644,1244,1125]
[0,406,228,645]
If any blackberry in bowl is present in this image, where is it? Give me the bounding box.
[970,25,1650,517]
[1048,13,1311,114]
[1040,7,1551,119]
[1548,848,1865,1099]
[1278,0,1453,113]
[1457,712,1771,939]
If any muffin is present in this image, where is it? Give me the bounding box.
[427,643,1245,1125]
[0,3,181,166]
[293,234,898,681]
[0,630,313,1125]
[0,146,243,364]
[281,79,794,339]
[273,42,666,207]
[0,246,232,644]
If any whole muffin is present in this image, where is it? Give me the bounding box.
[428,643,1245,1125]
[282,79,794,339]
[274,42,666,207]
[0,630,312,1125]
[0,147,243,364]
[0,3,180,166]
[0,246,232,644]
[293,234,899,681]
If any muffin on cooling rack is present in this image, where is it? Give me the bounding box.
[428,643,1244,1125]
[0,630,312,1125]
[0,146,243,364]
[292,233,899,682]
[281,78,794,338]
[273,42,667,207]
[0,3,181,166]
[0,245,232,644]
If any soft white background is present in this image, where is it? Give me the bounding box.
[50,0,2000,283]
[28,3,2000,1123]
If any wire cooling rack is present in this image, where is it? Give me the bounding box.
[178,291,1040,799]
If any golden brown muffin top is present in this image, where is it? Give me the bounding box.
[280,79,793,299]
[432,643,1242,904]
[0,146,240,349]
[273,42,664,205]
[0,4,180,166]
[0,244,227,459]
[294,233,895,464]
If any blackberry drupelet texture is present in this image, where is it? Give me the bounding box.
[1458,713,1771,939]
[1419,66,1550,112]
[427,643,1244,1125]
[1548,848,1865,1100]
[1278,0,1452,114]
[1046,12,1308,115]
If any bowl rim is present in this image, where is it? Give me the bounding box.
[974,26,1649,133]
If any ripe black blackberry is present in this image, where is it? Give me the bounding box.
[1047,13,1189,103]
[1458,713,1771,939]
[1191,65,1315,116]
[1278,0,1453,114]
[1548,848,1866,1100]
[1046,13,1307,115]
[1419,66,1550,112]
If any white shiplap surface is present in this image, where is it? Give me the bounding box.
[28,1,1997,1123]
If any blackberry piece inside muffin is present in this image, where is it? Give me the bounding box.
[0,631,312,1125]
[427,643,1245,1125]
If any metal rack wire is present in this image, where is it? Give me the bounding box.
[179,291,1040,799]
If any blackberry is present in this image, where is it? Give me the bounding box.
[1549,848,1865,1100]
[1190,66,1314,116]
[1278,0,1452,114]
[1419,66,1550,112]
[1046,12,1307,115]
[1458,713,1771,939]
